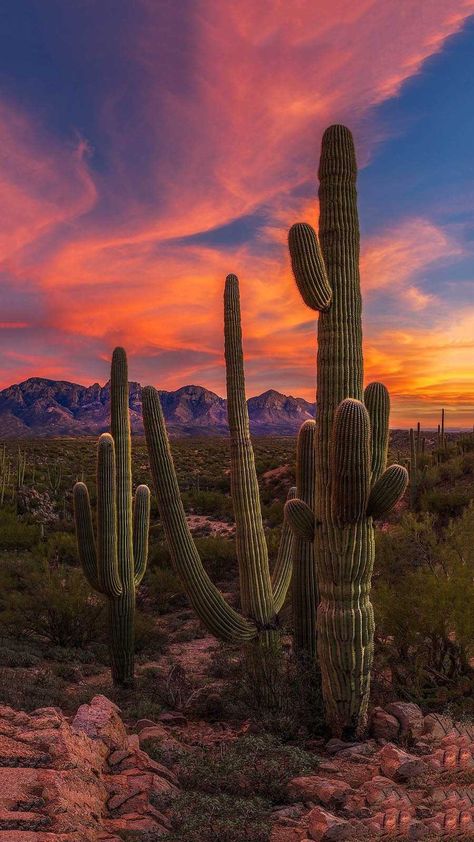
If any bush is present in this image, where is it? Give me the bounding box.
[0,510,41,550]
[145,565,185,612]
[181,490,233,519]
[373,504,474,715]
[45,532,79,566]
[0,557,104,647]
[134,610,166,655]
[175,733,318,803]
[160,792,271,842]
[419,487,471,524]
[195,536,237,581]
[0,666,67,710]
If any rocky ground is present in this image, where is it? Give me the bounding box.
[0,694,472,841]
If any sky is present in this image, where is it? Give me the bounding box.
[0,1,473,427]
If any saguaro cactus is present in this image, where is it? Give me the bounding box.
[74,348,150,687]
[142,275,295,667]
[286,125,408,737]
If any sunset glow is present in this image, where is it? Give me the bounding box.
[1,2,474,426]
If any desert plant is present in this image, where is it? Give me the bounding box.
[373,503,474,714]
[142,277,295,686]
[285,125,408,736]
[73,347,150,686]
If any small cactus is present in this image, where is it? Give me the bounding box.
[73,348,150,686]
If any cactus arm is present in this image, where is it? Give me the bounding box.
[288,223,332,311]
[96,433,122,597]
[292,419,318,658]
[271,486,296,614]
[73,481,102,593]
[224,274,275,624]
[331,398,371,525]
[364,382,390,484]
[367,464,408,519]
[133,484,150,587]
[142,385,257,642]
[285,497,315,541]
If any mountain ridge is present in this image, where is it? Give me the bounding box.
[0,377,316,437]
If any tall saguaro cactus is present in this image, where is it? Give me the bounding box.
[74,348,150,687]
[142,275,295,666]
[287,126,408,737]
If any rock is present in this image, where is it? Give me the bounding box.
[337,741,377,760]
[325,739,358,756]
[423,713,454,740]
[370,707,400,741]
[386,702,424,741]
[307,806,355,840]
[0,697,180,840]
[289,776,352,807]
[72,695,127,751]
[379,744,426,782]
[136,719,157,733]
[108,749,132,768]
[158,711,187,726]
[365,808,428,838]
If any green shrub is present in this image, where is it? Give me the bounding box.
[181,490,233,519]
[195,536,236,581]
[45,532,79,565]
[0,511,41,550]
[145,565,185,612]
[160,792,271,842]
[420,487,471,523]
[134,610,166,655]
[0,667,67,710]
[0,557,104,647]
[373,504,474,715]
[176,733,318,804]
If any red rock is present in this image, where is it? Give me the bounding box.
[386,702,424,741]
[370,707,400,741]
[307,807,354,840]
[135,719,157,732]
[289,776,352,807]
[158,711,187,726]
[72,695,127,752]
[379,744,426,782]
[422,712,454,740]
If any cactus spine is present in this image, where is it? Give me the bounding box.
[142,275,294,664]
[73,348,150,687]
[287,125,408,737]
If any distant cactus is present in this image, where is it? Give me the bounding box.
[73,348,150,686]
[142,275,295,675]
[286,125,408,737]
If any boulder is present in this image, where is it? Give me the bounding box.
[289,776,352,807]
[72,695,127,752]
[378,744,425,782]
[386,702,424,741]
[307,807,355,840]
[370,707,400,741]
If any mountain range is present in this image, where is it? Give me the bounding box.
[0,378,316,437]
